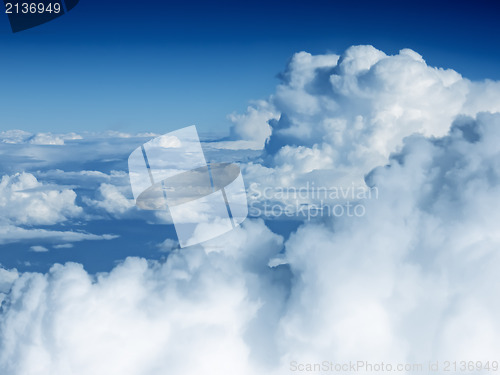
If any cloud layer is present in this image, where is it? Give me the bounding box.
[1,46,500,374]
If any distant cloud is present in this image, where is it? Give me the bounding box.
[0,130,32,144]
[53,244,74,249]
[0,130,82,145]
[0,172,119,245]
[29,245,49,252]
[0,225,118,245]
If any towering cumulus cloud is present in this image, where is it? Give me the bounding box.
[1,46,500,374]
[280,112,500,366]
[239,45,500,189]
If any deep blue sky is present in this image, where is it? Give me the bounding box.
[0,0,499,134]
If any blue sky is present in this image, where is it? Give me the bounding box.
[1,0,499,134]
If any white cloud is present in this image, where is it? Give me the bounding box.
[29,133,65,145]
[53,244,74,249]
[35,170,130,190]
[239,45,500,197]
[101,130,161,139]
[0,173,82,226]
[84,183,135,217]
[0,268,18,306]
[1,46,500,375]
[0,130,32,144]
[0,225,118,245]
[0,131,82,145]
[228,100,280,149]
[0,268,18,293]
[0,220,283,375]
[157,238,178,252]
[0,134,146,175]
[29,246,49,253]
[0,171,123,246]
[277,112,500,365]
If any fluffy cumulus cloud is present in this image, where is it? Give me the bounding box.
[0,220,284,375]
[83,183,136,217]
[242,45,500,193]
[1,46,500,375]
[279,112,500,366]
[0,173,118,245]
[0,172,82,226]
[226,100,280,149]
